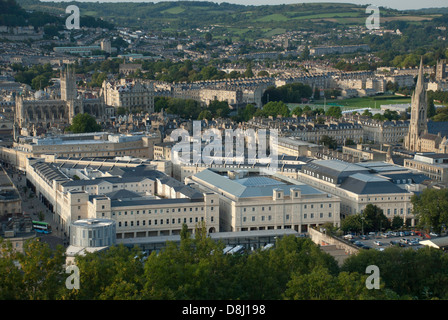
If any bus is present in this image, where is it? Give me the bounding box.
[32,221,52,234]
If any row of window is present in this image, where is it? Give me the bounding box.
[117,216,214,228]
[112,206,211,216]
[242,203,332,212]
[242,212,333,222]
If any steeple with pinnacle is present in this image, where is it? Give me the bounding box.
[404,57,427,152]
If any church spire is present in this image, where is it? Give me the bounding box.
[415,56,425,97]
[404,56,428,152]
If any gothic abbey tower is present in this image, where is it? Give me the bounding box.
[14,64,110,134]
[60,65,77,102]
[404,58,428,152]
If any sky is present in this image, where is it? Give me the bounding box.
[42,0,448,10]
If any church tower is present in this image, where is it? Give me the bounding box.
[404,57,427,152]
[436,59,447,81]
[60,65,77,102]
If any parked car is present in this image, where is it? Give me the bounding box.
[359,235,369,240]
[354,241,364,247]
[373,240,383,246]
[343,234,354,240]
[430,232,439,237]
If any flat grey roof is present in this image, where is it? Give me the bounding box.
[118,228,299,246]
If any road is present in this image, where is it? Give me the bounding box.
[5,166,67,248]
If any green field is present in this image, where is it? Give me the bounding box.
[161,6,186,14]
[254,13,289,22]
[292,12,361,20]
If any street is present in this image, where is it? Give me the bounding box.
[5,166,66,248]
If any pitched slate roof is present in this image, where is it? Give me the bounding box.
[339,173,409,195]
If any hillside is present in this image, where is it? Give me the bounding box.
[15,0,443,40]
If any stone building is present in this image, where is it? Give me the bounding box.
[187,168,340,233]
[25,158,219,239]
[101,79,155,114]
[14,66,110,134]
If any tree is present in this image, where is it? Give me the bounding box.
[341,245,448,299]
[427,98,436,119]
[31,74,52,90]
[257,101,290,118]
[325,106,342,119]
[283,266,339,300]
[284,266,390,300]
[301,45,310,60]
[62,244,145,300]
[314,87,321,100]
[0,238,24,299]
[244,63,254,78]
[344,138,356,146]
[412,188,448,233]
[198,110,212,120]
[383,109,400,121]
[362,109,373,117]
[204,32,213,42]
[362,204,390,233]
[291,106,303,117]
[208,100,230,118]
[341,214,363,234]
[67,113,102,133]
[391,215,404,230]
[16,239,66,299]
[320,135,337,150]
[236,104,257,122]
